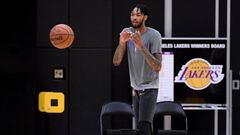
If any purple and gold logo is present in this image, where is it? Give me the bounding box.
[175,58,224,90]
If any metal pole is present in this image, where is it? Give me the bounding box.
[164,0,173,130]
[214,1,220,134]
[226,0,231,134]
[164,0,172,37]
[228,70,233,135]
[215,0,219,37]
[214,109,218,135]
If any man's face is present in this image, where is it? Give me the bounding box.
[130,8,147,28]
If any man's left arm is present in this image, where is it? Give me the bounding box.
[132,30,162,72]
[139,48,162,72]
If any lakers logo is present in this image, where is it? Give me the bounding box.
[175,58,224,90]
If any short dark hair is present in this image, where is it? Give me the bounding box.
[131,3,149,16]
[130,3,150,24]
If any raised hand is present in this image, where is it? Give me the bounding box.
[120,28,133,45]
[131,30,144,50]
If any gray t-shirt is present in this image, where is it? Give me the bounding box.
[127,27,162,90]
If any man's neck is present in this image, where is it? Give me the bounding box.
[135,25,147,35]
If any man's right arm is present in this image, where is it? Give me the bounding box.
[113,41,127,66]
[113,28,131,66]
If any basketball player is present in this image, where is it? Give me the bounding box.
[113,3,162,135]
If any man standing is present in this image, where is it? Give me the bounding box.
[113,3,162,135]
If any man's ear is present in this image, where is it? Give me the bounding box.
[144,15,148,21]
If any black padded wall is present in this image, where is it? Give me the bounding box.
[36,0,69,134]
[36,0,68,47]
[172,0,215,37]
[0,0,37,134]
[69,0,112,48]
[68,0,112,135]
[36,0,112,135]
[231,0,240,71]
[36,49,69,135]
[69,49,111,135]
[231,0,240,134]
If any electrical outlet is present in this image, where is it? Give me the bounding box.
[232,70,240,90]
[233,80,240,90]
[53,68,64,79]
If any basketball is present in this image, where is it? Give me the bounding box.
[49,24,74,49]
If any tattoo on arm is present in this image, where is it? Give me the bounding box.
[113,42,127,66]
[139,48,162,72]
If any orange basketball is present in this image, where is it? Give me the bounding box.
[49,24,74,49]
